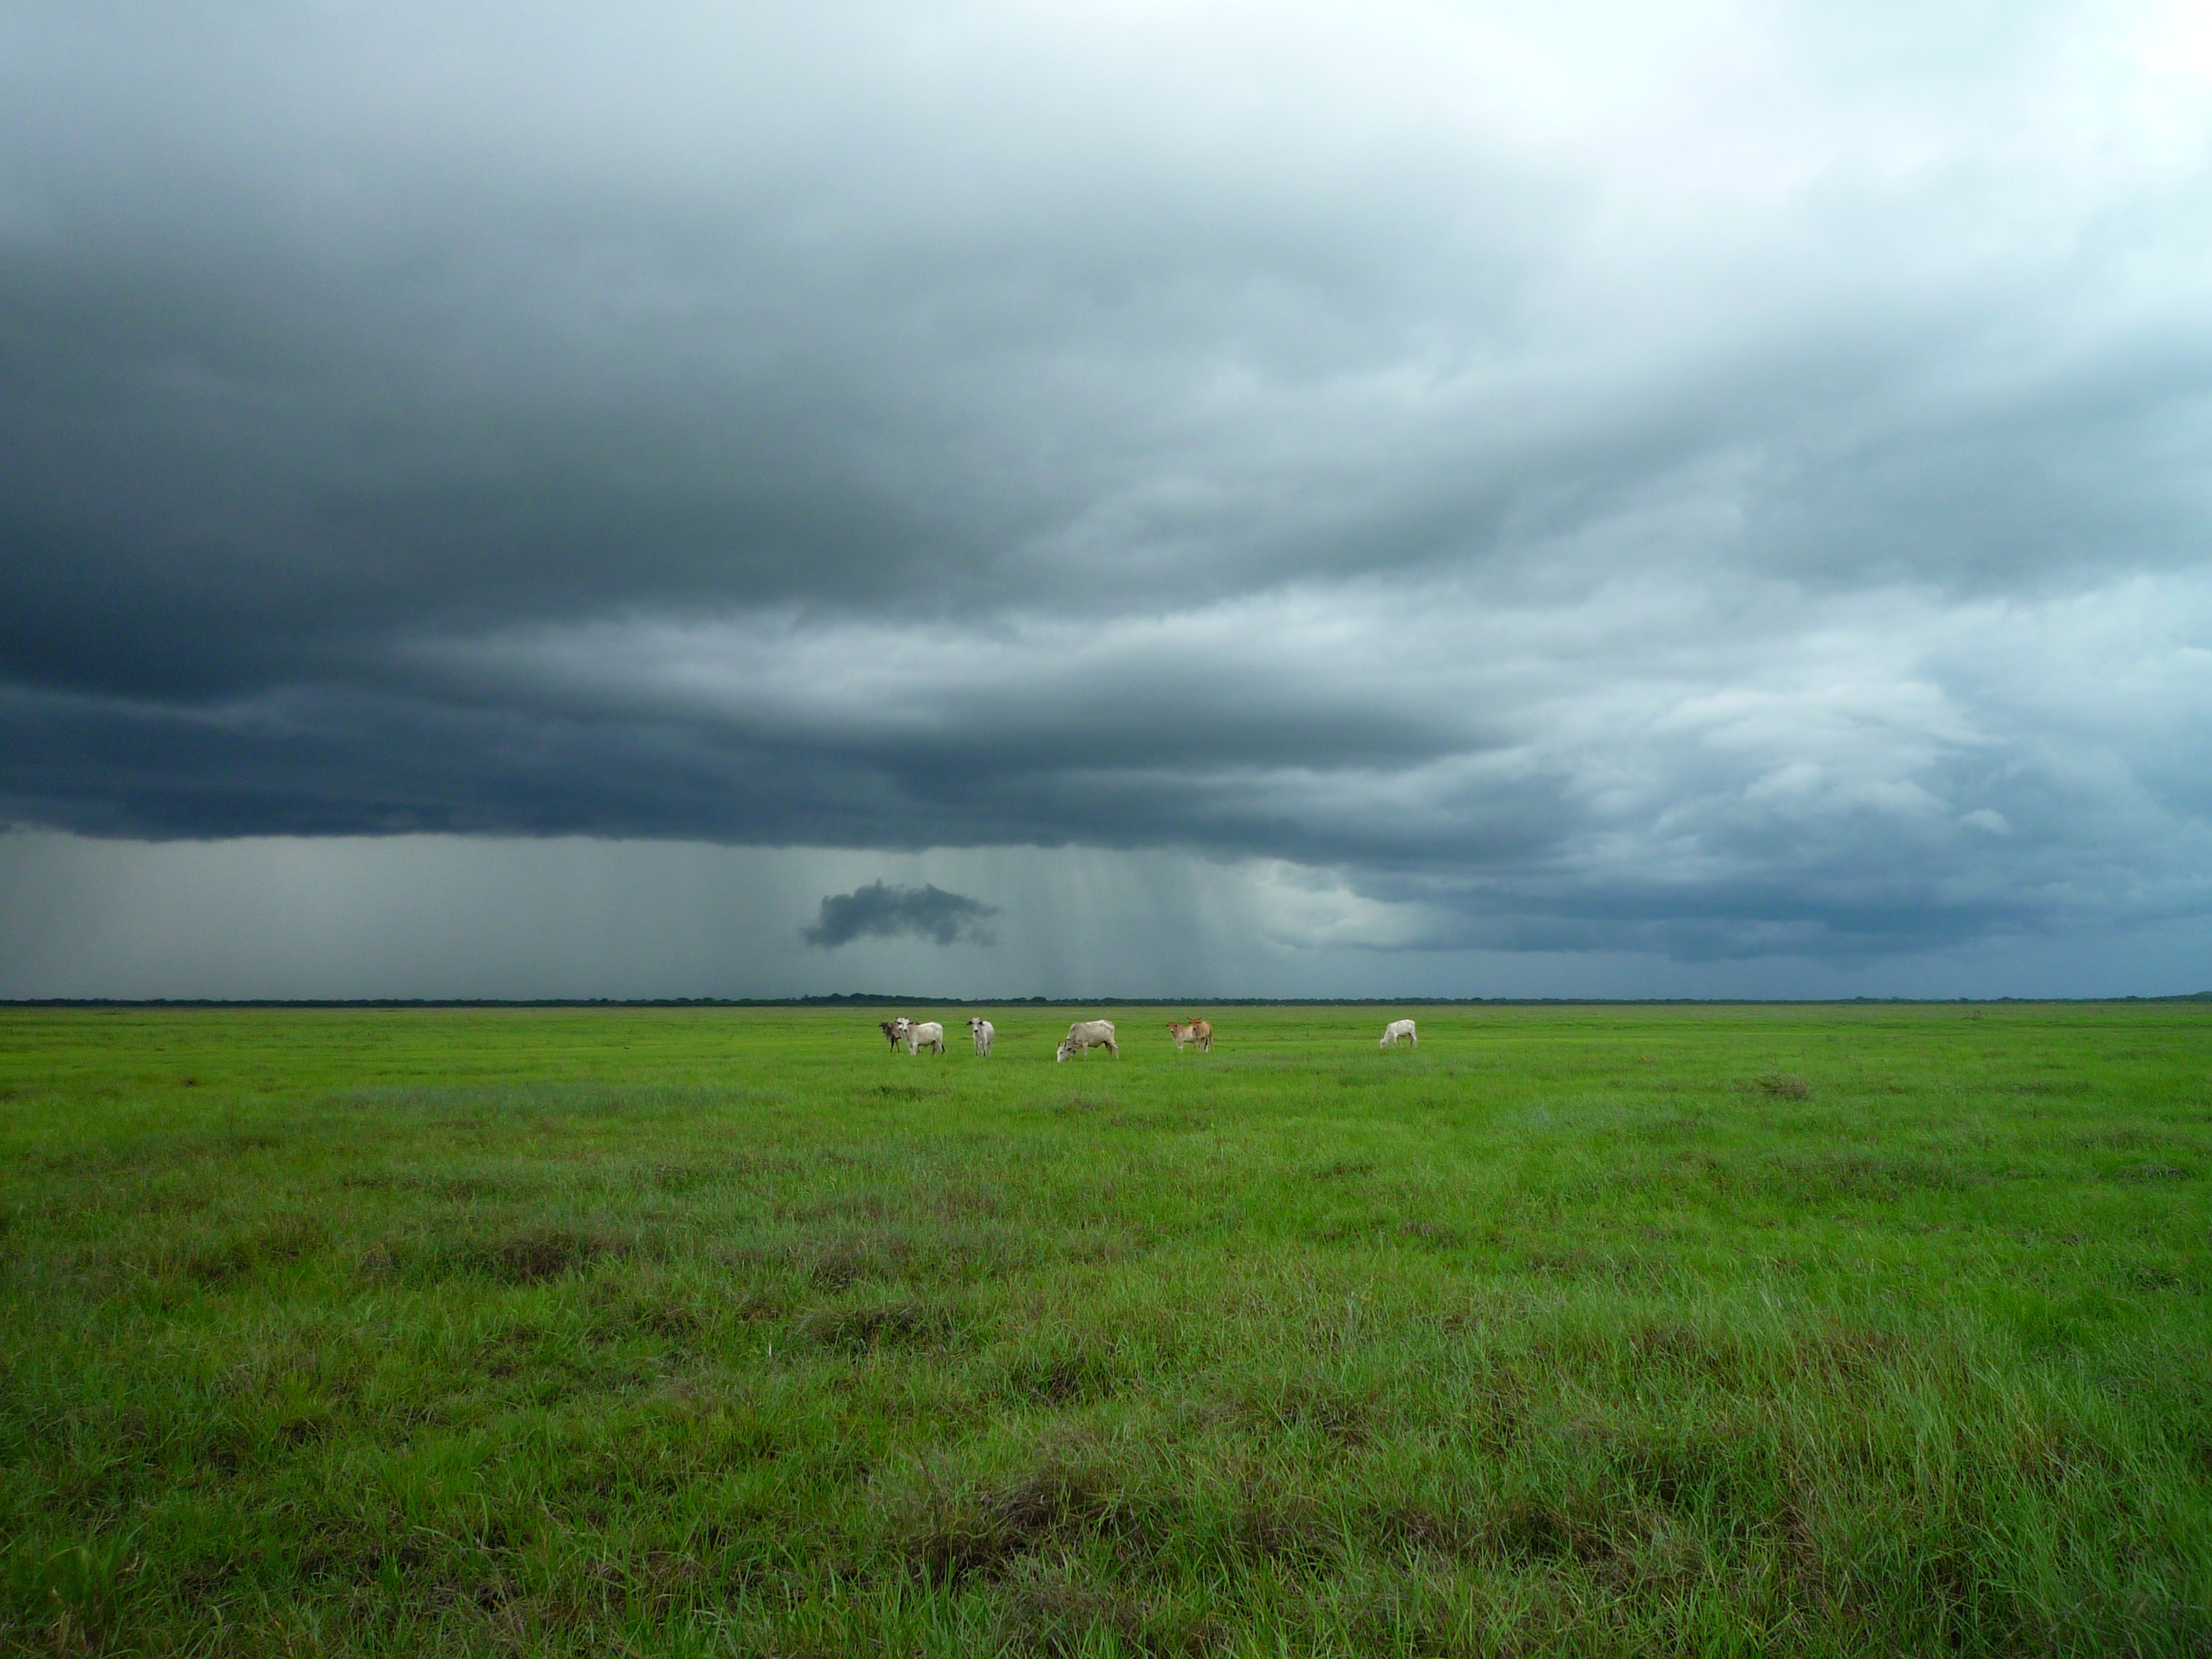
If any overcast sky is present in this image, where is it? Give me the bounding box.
[4,1,2210,998]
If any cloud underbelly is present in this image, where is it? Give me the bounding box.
[5,571,2207,961]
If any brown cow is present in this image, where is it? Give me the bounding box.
[1167,1019,1213,1053]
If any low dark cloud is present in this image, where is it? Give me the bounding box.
[1,2,2208,978]
[803,881,998,950]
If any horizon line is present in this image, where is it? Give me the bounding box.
[4,993,2209,1010]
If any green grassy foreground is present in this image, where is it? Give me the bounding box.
[2,1002,2210,1657]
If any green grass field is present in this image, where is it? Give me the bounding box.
[4,1002,2210,1656]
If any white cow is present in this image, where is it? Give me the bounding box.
[1379,1018,1418,1048]
[904,1020,947,1055]
[968,1016,994,1057]
[1054,1019,1119,1061]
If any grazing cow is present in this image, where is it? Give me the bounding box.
[968,1016,994,1057]
[878,1019,909,1052]
[904,1020,946,1056]
[1167,1019,1213,1053]
[1379,1018,1418,1048]
[1054,1019,1119,1061]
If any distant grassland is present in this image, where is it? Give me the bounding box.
[2,1003,2210,1656]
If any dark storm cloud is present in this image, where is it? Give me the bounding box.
[802,881,998,950]
[2,1,2210,966]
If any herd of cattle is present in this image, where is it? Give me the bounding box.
[874,1014,1419,1057]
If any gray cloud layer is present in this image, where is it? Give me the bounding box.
[803,881,999,950]
[2,1,2210,971]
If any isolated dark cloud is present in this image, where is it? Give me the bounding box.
[2,1,2210,970]
[802,881,999,950]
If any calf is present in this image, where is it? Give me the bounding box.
[879,1018,910,1052]
[1167,1019,1213,1053]
[1054,1019,1119,1061]
[904,1020,946,1056]
[1379,1018,1418,1048]
[968,1016,994,1057]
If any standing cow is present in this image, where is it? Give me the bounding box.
[1054,1019,1119,1061]
[1167,1019,1213,1053]
[879,1019,911,1053]
[1379,1019,1418,1049]
[968,1016,994,1057]
[904,1020,947,1055]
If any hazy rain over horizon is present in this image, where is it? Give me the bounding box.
[4,1,2211,1000]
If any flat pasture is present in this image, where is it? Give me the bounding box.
[2,1002,2209,1655]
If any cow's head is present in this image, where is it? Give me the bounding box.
[1054,1037,1075,1062]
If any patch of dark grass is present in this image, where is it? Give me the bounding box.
[603,1287,704,1344]
[364,1225,631,1285]
[1314,1214,1392,1244]
[1608,1430,1746,1513]
[1751,1072,1812,1100]
[2122,1264,2188,1292]
[923,1184,1005,1221]
[1230,1490,1334,1568]
[789,1187,903,1224]
[1107,1110,1195,1131]
[639,1162,721,1193]
[338,1168,524,1200]
[2076,1125,2182,1150]
[474,1225,626,1283]
[999,1343,1126,1406]
[1518,1246,1660,1285]
[802,1297,959,1355]
[183,1213,329,1285]
[896,1461,1110,1584]
[1620,1318,1750,1383]
[788,1221,1027,1288]
[2116,1162,2193,1183]
[1627,1108,1712,1144]
[1752,1150,1972,1202]
[992,1557,1227,1658]
[805,1228,919,1289]
[1398,1220,1461,1247]
[1489,1493,1608,1564]
[1389,1487,1709,1588]
[1783,1319,1911,1386]
[1236,1376,1377,1447]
